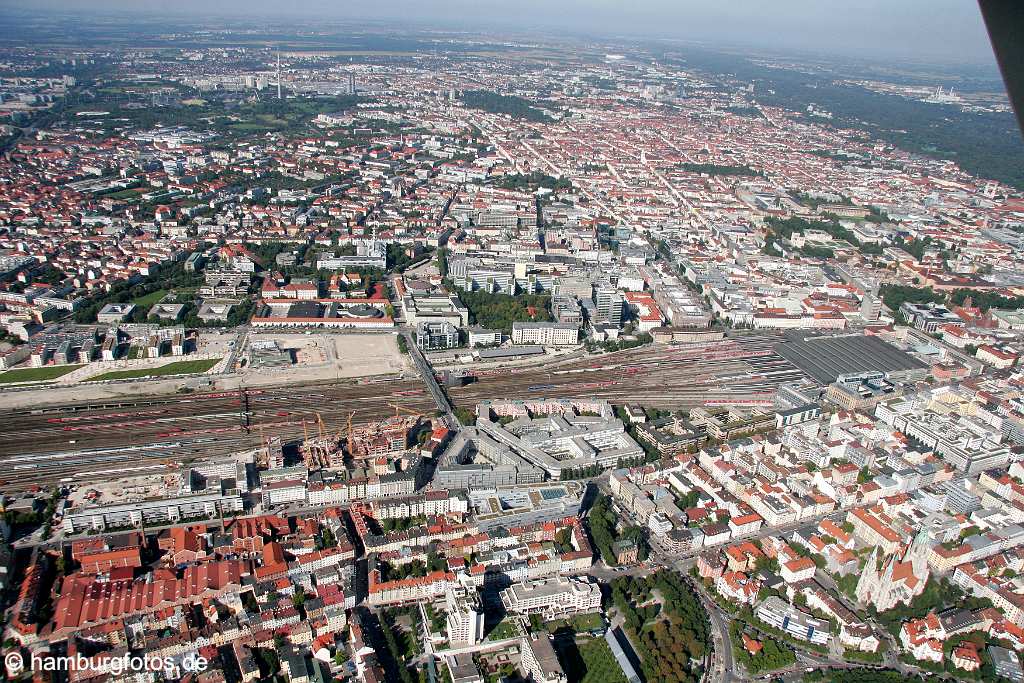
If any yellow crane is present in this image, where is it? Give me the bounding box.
[388,403,424,419]
[334,410,356,445]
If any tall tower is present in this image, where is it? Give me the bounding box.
[276,50,282,100]
[348,72,356,95]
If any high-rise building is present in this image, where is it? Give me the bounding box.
[860,293,881,321]
[594,286,625,327]
[445,586,485,646]
[520,634,566,683]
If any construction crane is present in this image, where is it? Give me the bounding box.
[388,403,424,419]
[344,410,356,444]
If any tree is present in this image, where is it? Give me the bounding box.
[257,648,280,676]
[492,171,572,193]
[529,613,543,632]
[612,570,710,683]
[879,283,945,319]
[678,162,762,177]
[379,611,416,683]
[453,286,553,334]
[426,549,446,572]
[460,90,554,123]
[554,527,574,553]
[437,247,449,277]
[588,495,619,565]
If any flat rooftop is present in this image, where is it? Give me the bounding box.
[477,346,544,359]
[505,577,578,601]
[776,333,927,385]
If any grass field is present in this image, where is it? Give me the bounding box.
[486,618,521,642]
[0,364,83,384]
[85,358,219,382]
[558,636,627,683]
[132,289,168,307]
[104,188,146,200]
[546,612,606,634]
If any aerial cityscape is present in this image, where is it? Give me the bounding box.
[2,2,1024,682]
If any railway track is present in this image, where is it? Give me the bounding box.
[0,380,435,489]
[0,335,810,490]
[449,336,808,410]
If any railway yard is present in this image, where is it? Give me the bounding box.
[448,333,811,411]
[0,333,811,490]
[0,379,436,489]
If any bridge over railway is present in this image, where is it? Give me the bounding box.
[0,332,812,491]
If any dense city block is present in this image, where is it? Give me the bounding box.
[1,5,1024,683]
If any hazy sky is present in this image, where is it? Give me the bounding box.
[1,0,998,65]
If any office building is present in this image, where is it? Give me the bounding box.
[416,321,459,351]
[756,596,831,645]
[594,286,625,327]
[500,576,602,621]
[520,634,567,683]
[511,321,579,346]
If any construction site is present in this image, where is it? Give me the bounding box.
[0,379,437,490]
[255,402,429,473]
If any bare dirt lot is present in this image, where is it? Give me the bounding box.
[196,331,239,356]
[66,471,181,510]
[239,333,411,383]
[0,333,413,410]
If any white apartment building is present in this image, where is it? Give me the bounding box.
[520,634,567,683]
[511,321,579,346]
[445,585,485,647]
[499,576,602,621]
[63,492,244,533]
[756,596,831,645]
